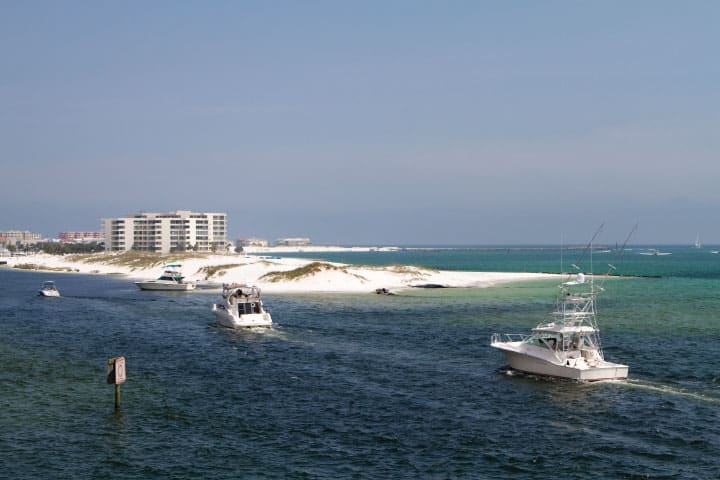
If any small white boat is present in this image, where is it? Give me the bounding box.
[639,248,671,256]
[212,283,272,328]
[135,264,196,291]
[39,281,60,297]
[491,271,628,382]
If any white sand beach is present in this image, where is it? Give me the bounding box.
[1,251,555,293]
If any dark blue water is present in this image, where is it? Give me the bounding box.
[2,254,719,478]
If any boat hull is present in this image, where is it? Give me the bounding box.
[39,290,60,297]
[212,305,272,328]
[492,343,628,381]
[135,281,196,291]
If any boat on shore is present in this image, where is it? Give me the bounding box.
[491,270,628,382]
[39,281,60,297]
[212,283,272,328]
[135,264,196,291]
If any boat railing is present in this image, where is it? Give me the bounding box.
[552,311,594,323]
[222,283,261,299]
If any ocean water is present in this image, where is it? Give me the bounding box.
[1,248,719,479]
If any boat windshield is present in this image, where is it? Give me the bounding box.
[523,333,560,350]
[524,332,597,351]
[157,276,182,283]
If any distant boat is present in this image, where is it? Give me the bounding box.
[39,281,60,297]
[135,264,196,291]
[694,234,702,249]
[639,249,672,256]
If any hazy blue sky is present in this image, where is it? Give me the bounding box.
[1,1,718,245]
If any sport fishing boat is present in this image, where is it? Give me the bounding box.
[212,283,273,328]
[39,280,60,297]
[491,270,628,381]
[135,264,196,291]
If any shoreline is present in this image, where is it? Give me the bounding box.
[0,251,557,294]
[242,245,619,253]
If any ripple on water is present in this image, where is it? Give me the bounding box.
[1,268,719,478]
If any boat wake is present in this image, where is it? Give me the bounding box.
[622,379,720,404]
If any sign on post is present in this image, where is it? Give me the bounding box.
[114,356,126,384]
[107,356,127,385]
[107,356,126,411]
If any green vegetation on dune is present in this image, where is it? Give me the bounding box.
[197,264,243,279]
[66,251,213,269]
[260,262,368,283]
[14,264,78,272]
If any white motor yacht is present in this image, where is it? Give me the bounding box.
[491,271,628,381]
[212,283,272,328]
[135,264,196,291]
[39,281,60,297]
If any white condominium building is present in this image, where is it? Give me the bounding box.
[274,237,311,246]
[0,230,43,245]
[59,231,105,243]
[103,211,227,253]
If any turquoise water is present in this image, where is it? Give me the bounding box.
[1,248,719,478]
[278,245,720,278]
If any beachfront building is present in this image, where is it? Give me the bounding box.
[274,237,311,247]
[237,238,269,247]
[0,230,43,246]
[103,211,227,253]
[59,231,105,243]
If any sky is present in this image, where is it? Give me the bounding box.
[1,1,718,245]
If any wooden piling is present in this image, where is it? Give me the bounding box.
[115,383,121,410]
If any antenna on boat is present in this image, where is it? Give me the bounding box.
[560,233,568,286]
[598,221,638,290]
[572,222,605,273]
[615,221,638,266]
[560,233,563,278]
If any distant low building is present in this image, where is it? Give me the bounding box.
[274,237,311,247]
[102,210,227,253]
[0,230,43,246]
[238,238,269,247]
[59,231,105,243]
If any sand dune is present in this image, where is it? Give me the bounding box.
[2,251,554,293]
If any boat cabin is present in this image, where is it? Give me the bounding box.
[158,264,186,282]
[523,327,598,353]
[158,273,184,282]
[222,284,264,314]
